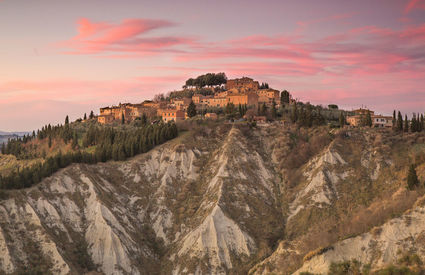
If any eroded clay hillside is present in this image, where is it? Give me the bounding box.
[0,122,424,275]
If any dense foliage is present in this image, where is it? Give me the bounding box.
[280,90,290,104]
[290,102,326,127]
[393,110,425,133]
[183,72,227,88]
[0,121,178,189]
[186,101,197,118]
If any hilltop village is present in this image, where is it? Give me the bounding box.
[97,75,393,128]
[98,77,285,124]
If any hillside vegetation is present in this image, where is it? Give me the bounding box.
[0,118,178,189]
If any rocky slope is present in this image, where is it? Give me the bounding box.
[0,123,424,274]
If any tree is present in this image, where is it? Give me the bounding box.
[280,90,290,104]
[397,111,403,132]
[291,102,298,123]
[225,103,236,117]
[365,111,372,127]
[72,131,78,149]
[48,136,52,148]
[339,112,346,128]
[121,113,125,124]
[184,73,227,89]
[421,114,424,132]
[271,100,277,119]
[392,110,396,130]
[260,103,267,116]
[328,104,338,110]
[65,115,69,125]
[187,101,197,118]
[89,111,94,119]
[404,115,409,132]
[411,113,418,132]
[259,82,269,89]
[407,165,420,190]
[141,113,147,125]
[84,113,87,120]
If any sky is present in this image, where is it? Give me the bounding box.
[1,0,424,131]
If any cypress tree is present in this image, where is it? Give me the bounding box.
[187,101,197,118]
[89,111,94,119]
[141,113,147,125]
[65,115,69,125]
[271,100,277,119]
[407,164,419,190]
[411,113,418,132]
[366,111,372,127]
[397,111,403,132]
[121,113,125,124]
[72,131,78,149]
[421,114,424,132]
[84,113,87,120]
[392,110,396,130]
[291,103,298,123]
[339,112,345,128]
[404,115,409,132]
[280,90,290,104]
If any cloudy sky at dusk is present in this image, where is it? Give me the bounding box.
[1,0,424,131]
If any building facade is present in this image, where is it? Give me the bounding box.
[227,93,259,107]
[226,77,260,91]
[161,109,185,122]
[257,89,280,104]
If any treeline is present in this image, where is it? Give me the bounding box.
[1,115,78,159]
[392,110,425,133]
[290,103,326,127]
[0,122,178,189]
[183,72,227,89]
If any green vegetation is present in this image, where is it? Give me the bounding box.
[289,102,326,127]
[259,82,269,89]
[397,111,404,132]
[407,164,420,190]
[183,72,227,89]
[187,101,197,118]
[0,117,178,189]
[359,110,373,127]
[328,254,424,275]
[281,90,290,104]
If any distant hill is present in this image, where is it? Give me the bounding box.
[0,131,29,144]
[0,131,30,136]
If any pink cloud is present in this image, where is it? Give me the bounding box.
[404,0,425,14]
[60,18,195,55]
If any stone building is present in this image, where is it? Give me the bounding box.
[227,93,259,107]
[226,77,260,91]
[97,114,115,124]
[257,89,280,105]
[161,109,185,122]
[192,95,212,105]
[171,98,192,110]
[347,108,391,127]
[207,97,227,108]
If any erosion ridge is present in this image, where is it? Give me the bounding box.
[0,123,424,275]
